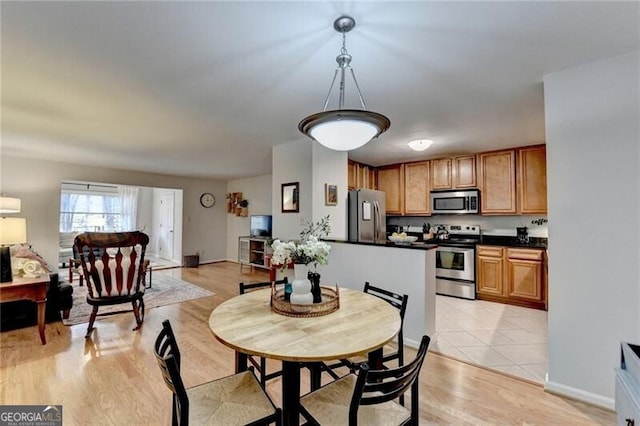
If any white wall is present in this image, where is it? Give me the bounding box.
[272,141,313,241]
[271,140,349,241]
[543,52,639,408]
[225,174,273,261]
[311,144,348,239]
[0,156,228,267]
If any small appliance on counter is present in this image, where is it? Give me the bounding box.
[348,189,387,244]
[517,226,529,244]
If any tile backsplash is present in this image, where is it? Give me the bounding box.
[387,214,548,238]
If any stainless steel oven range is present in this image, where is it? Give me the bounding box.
[426,224,480,300]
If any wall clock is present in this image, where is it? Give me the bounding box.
[200,193,215,208]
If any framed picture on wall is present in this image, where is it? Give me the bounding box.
[281,182,299,213]
[325,184,338,206]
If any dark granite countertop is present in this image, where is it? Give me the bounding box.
[323,238,438,251]
[478,235,548,249]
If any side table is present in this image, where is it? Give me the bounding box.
[0,275,50,344]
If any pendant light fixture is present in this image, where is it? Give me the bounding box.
[298,15,390,151]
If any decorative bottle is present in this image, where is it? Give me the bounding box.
[308,270,322,303]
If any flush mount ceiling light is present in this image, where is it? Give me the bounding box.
[408,139,434,152]
[298,15,390,151]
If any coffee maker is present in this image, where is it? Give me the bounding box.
[517,226,529,244]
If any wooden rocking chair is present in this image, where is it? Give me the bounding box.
[74,231,149,338]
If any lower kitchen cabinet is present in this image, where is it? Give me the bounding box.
[477,245,547,310]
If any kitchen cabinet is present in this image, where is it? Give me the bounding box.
[431,155,477,190]
[404,161,430,215]
[476,245,546,310]
[517,145,547,214]
[348,160,377,190]
[454,155,477,188]
[476,246,505,297]
[377,164,404,215]
[478,149,517,214]
[430,158,452,190]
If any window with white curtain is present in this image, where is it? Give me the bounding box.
[60,183,139,232]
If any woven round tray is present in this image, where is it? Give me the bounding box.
[271,284,340,318]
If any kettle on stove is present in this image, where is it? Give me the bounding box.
[436,225,449,240]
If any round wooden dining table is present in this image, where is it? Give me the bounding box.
[209,287,401,426]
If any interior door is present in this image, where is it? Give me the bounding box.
[158,192,175,261]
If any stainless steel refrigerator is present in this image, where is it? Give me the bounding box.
[348,189,387,243]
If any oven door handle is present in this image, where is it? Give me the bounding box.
[437,247,474,254]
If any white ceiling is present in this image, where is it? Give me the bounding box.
[2,2,638,180]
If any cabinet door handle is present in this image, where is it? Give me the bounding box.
[626,418,634,426]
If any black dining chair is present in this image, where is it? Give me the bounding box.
[239,278,288,388]
[324,282,408,371]
[300,335,431,426]
[154,319,282,426]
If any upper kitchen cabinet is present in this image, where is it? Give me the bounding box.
[478,149,517,214]
[378,164,404,215]
[348,160,377,190]
[517,145,547,214]
[431,155,477,190]
[430,158,452,190]
[454,155,477,188]
[404,161,430,215]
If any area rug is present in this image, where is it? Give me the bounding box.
[62,274,215,326]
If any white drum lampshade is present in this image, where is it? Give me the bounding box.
[0,197,21,213]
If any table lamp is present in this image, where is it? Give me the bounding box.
[0,217,27,282]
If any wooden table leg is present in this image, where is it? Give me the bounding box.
[36,300,46,345]
[282,361,301,426]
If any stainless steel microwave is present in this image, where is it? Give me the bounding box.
[430,189,480,214]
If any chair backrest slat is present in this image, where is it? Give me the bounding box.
[352,335,431,418]
[364,282,408,317]
[239,278,288,294]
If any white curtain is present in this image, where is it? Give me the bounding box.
[119,186,139,231]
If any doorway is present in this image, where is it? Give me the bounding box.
[157,191,175,262]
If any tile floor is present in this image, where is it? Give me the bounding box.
[431,295,548,385]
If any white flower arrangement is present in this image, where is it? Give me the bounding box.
[271,216,332,269]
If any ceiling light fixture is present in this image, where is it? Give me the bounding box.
[408,139,434,152]
[298,15,390,151]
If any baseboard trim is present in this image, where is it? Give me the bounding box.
[545,380,615,411]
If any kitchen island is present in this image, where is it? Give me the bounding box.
[319,239,437,348]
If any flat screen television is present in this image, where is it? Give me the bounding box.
[250,215,272,238]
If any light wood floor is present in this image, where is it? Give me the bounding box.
[0,262,613,425]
